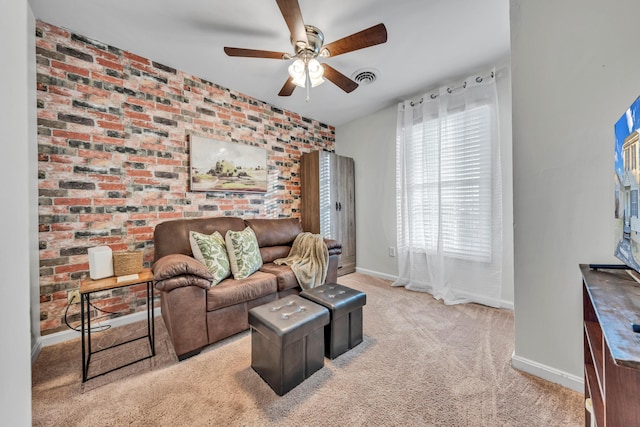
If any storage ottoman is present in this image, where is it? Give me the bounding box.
[299,283,366,359]
[248,295,329,396]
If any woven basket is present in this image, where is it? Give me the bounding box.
[112,251,143,276]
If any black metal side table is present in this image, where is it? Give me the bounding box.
[79,268,155,382]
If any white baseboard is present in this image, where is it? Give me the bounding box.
[354,267,398,282]
[354,267,514,310]
[36,307,162,351]
[511,352,583,392]
[31,337,43,365]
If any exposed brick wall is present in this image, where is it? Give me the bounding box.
[35,20,335,336]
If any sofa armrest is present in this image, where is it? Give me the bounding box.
[324,238,342,256]
[153,254,212,292]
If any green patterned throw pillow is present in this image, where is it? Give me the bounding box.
[189,230,231,286]
[225,227,263,280]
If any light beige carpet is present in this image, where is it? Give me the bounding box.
[32,273,584,426]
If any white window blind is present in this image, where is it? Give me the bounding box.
[405,104,492,262]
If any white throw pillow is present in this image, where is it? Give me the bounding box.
[225,227,263,280]
[189,230,231,285]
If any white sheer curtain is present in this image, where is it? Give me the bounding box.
[393,70,503,307]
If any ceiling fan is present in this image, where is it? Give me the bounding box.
[224,0,387,100]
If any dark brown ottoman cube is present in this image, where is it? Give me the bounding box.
[248,295,329,396]
[299,283,366,359]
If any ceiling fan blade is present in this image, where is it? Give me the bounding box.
[276,0,308,49]
[278,77,296,96]
[224,47,288,59]
[323,23,388,57]
[322,64,358,93]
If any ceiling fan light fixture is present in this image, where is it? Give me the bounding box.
[307,58,325,87]
[288,57,325,88]
[288,59,306,87]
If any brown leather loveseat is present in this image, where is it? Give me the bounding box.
[152,216,342,360]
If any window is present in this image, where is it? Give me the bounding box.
[404,105,492,262]
[625,147,631,171]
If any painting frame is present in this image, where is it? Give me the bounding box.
[189,134,268,193]
[614,95,640,272]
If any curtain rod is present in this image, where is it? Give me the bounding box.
[409,71,495,107]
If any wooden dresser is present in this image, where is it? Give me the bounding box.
[581,265,640,426]
[300,151,356,275]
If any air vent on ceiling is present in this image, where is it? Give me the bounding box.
[352,69,378,85]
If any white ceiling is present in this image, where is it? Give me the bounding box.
[28,0,510,127]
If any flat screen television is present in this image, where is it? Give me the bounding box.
[614,95,640,271]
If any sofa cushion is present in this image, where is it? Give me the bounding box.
[259,245,292,263]
[245,218,302,247]
[189,230,230,285]
[155,275,212,292]
[259,263,299,292]
[153,253,213,281]
[154,216,246,260]
[225,227,263,279]
[206,271,277,311]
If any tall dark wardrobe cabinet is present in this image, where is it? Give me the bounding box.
[300,151,355,276]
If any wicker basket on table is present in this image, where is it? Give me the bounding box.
[112,251,143,276]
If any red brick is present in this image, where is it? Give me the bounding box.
[78,149,111,159]
[86,111,119,124]
[41,22,70,38]
[156,104,180,114]
[126,98,155,109]
[51,60,90,77]
[91,71,124,86]
[48,155,77,164]
[55,262,89,274]
[109,243,129,251]
[127,226,154,235]
[92,135,125,145]
[52,130,90,141]
[92,198,127,206]
[96,57,123,71]
[125,111,151,121]
[97,183,126,191]
[86,45,120,62]
[126,170,153,178]
[77,83,111,98]
[52,291,68,301]
[159,212,183,220]
[51,223,86,232]
[40,318,62,331]
[90,237,124,246]
[79,214,112,222]
[97,120,124,131]
[90,174,121,183]
[127,155,155,164]
[50,86,81,98]
[124,51,150,64]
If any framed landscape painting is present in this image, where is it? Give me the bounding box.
[189,135,268,193]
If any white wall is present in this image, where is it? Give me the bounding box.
[336,104,399,281]
[510,0,640,391]
[336,64,514,306]
[0,0,35,424]
[28,3,40,362]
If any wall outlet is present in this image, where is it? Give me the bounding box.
[389,246,396,257]
[68,289,80,305]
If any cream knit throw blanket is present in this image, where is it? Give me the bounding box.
[274,232,328,290]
